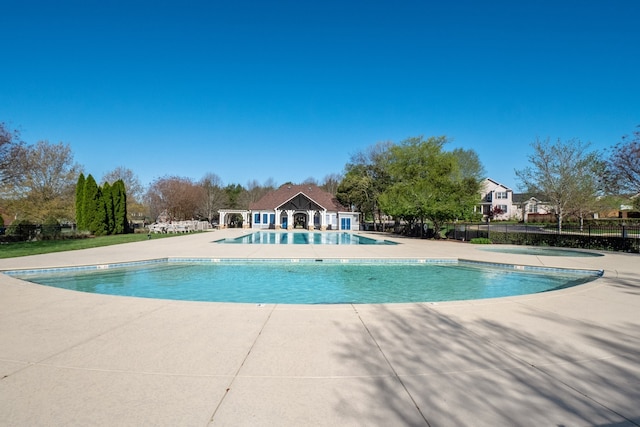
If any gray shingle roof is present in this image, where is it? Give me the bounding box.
[249,184,348,212]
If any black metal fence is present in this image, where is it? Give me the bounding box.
[445,222,640,253]
[0,223,67,242]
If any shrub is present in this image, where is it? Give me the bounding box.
[470,237,492,244]
[41,217,62,240]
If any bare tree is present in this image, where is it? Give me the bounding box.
[321,173,343,195]
[199,173,227,222]
[0,122,24,186]
[101,166,144,202]
[302,177,318,185]
[516,138,603,231]
[145,176,204,221]
[3,140,83,222]
[606,126,640,202]
[241,179,276,207]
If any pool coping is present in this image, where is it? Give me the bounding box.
[3,256,604,278]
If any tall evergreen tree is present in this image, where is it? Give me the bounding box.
[83,174,107,235]
[92,186,108,236]
[102,181,115,234]
[82,174,98,233]
[112,179,128,234]
[75,173,86,230]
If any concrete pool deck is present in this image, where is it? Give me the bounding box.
[0,229,638,426]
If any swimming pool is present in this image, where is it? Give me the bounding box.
[216,231,396,245]
[479,246,603,257]
[5,259,602,304]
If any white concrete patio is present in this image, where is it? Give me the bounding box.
[1,229,638,426]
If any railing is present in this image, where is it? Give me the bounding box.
[445,222,640,253]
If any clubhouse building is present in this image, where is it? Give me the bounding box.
[218,184,360,231]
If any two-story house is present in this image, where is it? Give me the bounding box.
[478,178,514,220]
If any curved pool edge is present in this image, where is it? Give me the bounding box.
[0,230,627,304]
[2,256,604,277]
[2,256,605,305]
[476,244,605,257]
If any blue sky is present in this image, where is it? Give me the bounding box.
[2,0,639,191]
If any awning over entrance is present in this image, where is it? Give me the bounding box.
[218,210,250,229]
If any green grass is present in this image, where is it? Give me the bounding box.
[0,233,184,259]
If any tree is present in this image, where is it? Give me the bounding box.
[76,174,128,235]
[112,179,128,234]
[242,179,275,207]
[83,174,108,235]
[145,176,204,221]
[102,166,145,224]
[75,173,86,230]
[606,126,640,208]
[102,182,115,234]
[0,122,24,186]
[199,173,227,222]
[101,166,144,203]
[320,173,342,195]
[223,184,246,209]
[378,136,482,237]
[515,138,603,232]
[3,140,82,222]
[337,141,393,230]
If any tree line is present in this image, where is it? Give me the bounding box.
[1,120,639,238]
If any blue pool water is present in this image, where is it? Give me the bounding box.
[6,259,602,304]
[479,247,603,257]
[216,231,396,245]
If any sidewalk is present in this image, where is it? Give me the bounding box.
[1,230,639,426]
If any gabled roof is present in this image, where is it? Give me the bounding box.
[249,184,348,212]
[512,193,547,204]
[482,178,513,192]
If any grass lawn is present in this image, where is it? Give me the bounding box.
[0,233,183,259]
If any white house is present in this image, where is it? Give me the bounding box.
[245,184,360,231]
[478,178,514,220]
[479,178,555,222]
[512,193,553,222]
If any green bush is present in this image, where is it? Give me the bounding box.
[470,237,492,244]
[41,217,62,240]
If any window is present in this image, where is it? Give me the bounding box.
[262,214,268,224]
[498,205,508,213]
[496,191,508,199]
[269,214,275,224]
[254,213,260,224]
[528,204,538,213]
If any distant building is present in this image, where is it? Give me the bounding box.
[512,193,553,222]
[477,178,514,220]
[478,178,553,222]
[219,184,360,231]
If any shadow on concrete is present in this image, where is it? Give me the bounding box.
[606,271,640,296]
[333,303,640,426]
